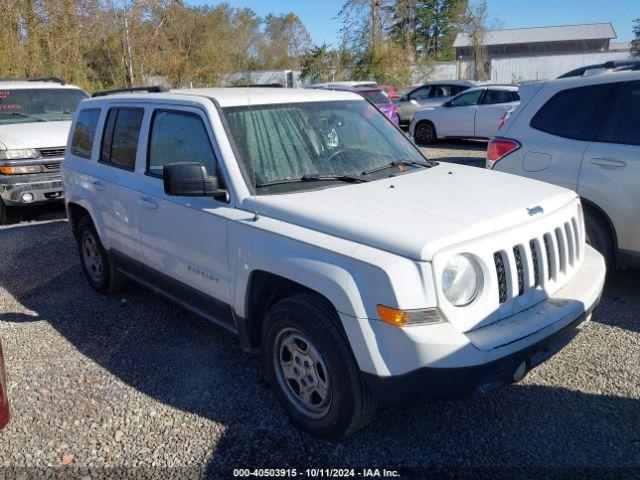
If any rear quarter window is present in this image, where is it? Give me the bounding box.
[71,108,100,159]
[530,84,616,141]
[100,108,144,170]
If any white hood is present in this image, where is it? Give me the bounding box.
[244,164,576,262]
[0,121,72,150]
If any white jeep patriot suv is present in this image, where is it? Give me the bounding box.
[0,78,87,223]
[63,86,606,438]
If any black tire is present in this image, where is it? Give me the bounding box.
[76,216,128,294]
[414,121,436,145]
[584,206,615,271]
[0,200,15,226]
[263,293,376,439]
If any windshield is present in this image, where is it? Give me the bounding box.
[223,100,430,194]
[358,90,390,104]
[0,88,87,125]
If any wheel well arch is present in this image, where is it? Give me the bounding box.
[240,270,348,351]
[580,197,618,251]
[67,202,91,234]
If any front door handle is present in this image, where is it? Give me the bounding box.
[137,197,158,210]
[591,157,626,168]
[91,180,105,191]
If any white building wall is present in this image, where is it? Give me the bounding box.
[490,51,631,83]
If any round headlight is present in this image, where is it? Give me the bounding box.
[442,254,482,306]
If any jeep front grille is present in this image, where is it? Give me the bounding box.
[493,216,581,304]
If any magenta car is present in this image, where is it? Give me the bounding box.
[351,88,400,126]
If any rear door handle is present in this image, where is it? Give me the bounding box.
[137,197,158,210]
[591,157,626,168]
[91,180,105,191]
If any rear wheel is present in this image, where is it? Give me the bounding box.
[263,293,376,439]
[584,207,615,271]
[414,121,436,145]
[76,216,128,294]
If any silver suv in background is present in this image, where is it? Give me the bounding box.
[394,80,477,126]
[0,78,87,224]
[488,70,640,269]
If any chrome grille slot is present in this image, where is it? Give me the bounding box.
[43,163,61,172]
[38,147,66,158]
[513,245,525,296]
[543,233,555,280]
[494,251,508,304]
[529,239,541,287]
[564,222,575,267]
[555,227,567,274]
[571,217,580,260]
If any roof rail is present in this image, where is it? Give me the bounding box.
[92,85,168,98]
[0,76,65,84]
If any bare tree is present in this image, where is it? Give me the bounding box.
[462,0,489,80]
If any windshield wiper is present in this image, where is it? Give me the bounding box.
[255,173,368,188]
[361,159,435,176]
[0,112,48,122]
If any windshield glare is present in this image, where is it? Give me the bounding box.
[223,100,428,194]
[0,88,87,124]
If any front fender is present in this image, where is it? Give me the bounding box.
[229,216,437,375]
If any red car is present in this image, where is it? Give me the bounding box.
[0,340,9,430]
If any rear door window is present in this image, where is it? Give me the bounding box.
[481,89,515,105]
[429,85,455,98]
[100,108,144,170]
[530,84,616,141]
[71,108,100,159]
[597,81,640,146]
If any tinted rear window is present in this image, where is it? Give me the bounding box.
[71,108,100,159]
[482,89,515,104]
[100,108,143,170]
[530,84,615,141]
[598,81,640,146]
[359,90,389,104]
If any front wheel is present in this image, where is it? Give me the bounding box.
[263,293,376,439]
[414,121,436,145]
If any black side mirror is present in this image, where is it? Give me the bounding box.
[443,100,452,107]
[163,162,228,202]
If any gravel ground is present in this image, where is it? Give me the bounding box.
[419,139,488,168]
[0,164,639,479]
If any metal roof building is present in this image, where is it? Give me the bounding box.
[452,22,630,82]
[453,23,616,50]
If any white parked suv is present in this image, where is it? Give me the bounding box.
[410,85,520,144]
[488,70,640,269]
[0,78,88,223]
[63,86,605,438]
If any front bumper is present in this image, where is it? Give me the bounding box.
[0,171,64,206]
[360,245,606,406]
[364,308,593,406]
